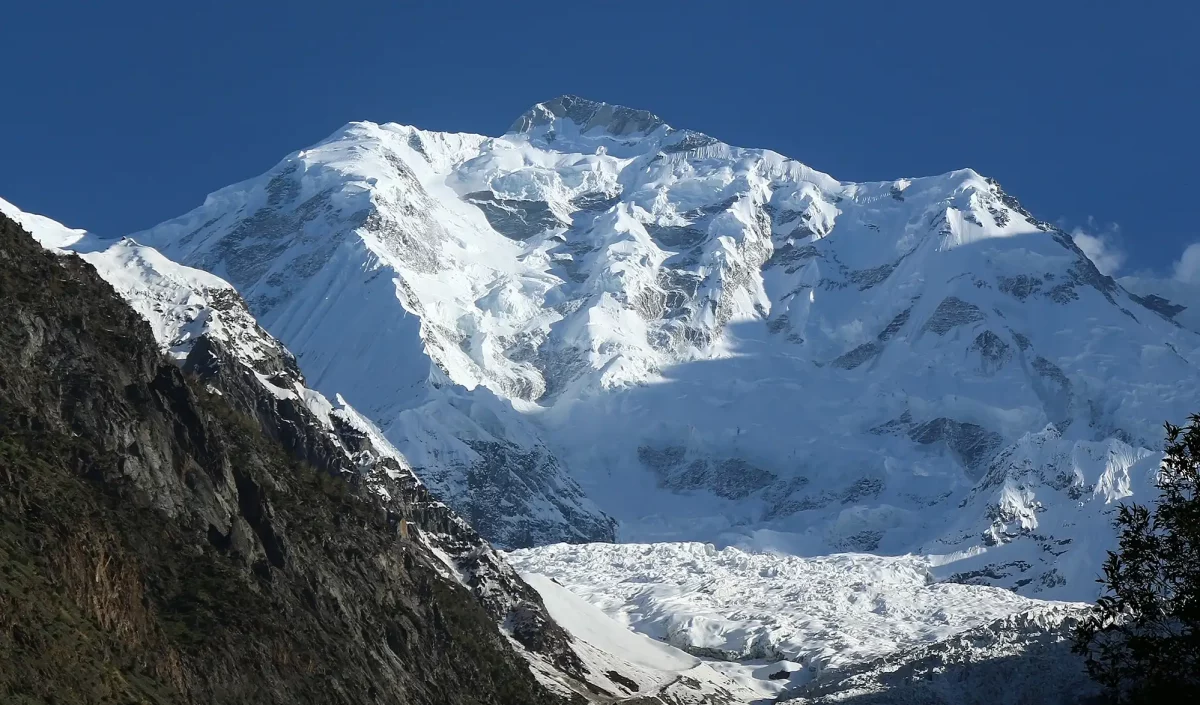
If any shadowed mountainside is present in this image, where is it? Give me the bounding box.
[0,212,564,704]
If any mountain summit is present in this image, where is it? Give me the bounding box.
[510,94,674,137]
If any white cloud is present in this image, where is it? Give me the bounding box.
[1173,243,1200,284]
[1071,219,1125,276]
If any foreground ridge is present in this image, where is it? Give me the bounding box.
[0,212,566,703]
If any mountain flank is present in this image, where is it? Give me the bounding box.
[0,211,563,704]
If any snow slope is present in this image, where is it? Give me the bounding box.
[0,196,94,250]
[124,126,617,548]
[122,96,1199,602]
[523,572,779,703]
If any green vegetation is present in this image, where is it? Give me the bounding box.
[1073,416,1200,702]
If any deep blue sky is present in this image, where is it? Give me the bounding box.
[3,0,1196,274]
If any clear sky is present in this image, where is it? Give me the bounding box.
[3,0,1196,276]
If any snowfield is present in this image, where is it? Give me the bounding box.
[523,571,781,703]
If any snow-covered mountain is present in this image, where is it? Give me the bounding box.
[11,80,1189,698]
[113,95,1198,604]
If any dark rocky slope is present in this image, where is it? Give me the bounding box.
[0,212,564,703]
[177,291,583,685]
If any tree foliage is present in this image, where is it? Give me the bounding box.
[1073,415,1200,702]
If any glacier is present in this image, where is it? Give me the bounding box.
[508,541,1096,703]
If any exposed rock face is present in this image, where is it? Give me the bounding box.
[509,94,670,137]
[0,213,565,704]
[969,330,1012,374]
[180,335,586,680]
[1127,292,1185,321]
[921,297,985,335]
[637,444,776,500]
[907,418,1005,478]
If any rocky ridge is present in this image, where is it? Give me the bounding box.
[0,211,561,704]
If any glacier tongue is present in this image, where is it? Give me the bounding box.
[507,541,1081,670]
